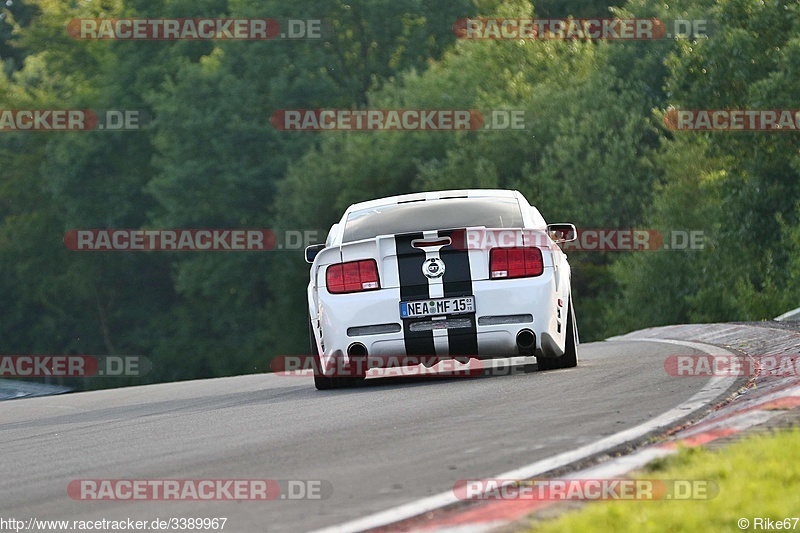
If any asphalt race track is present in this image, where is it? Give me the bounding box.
[0,340,734,532]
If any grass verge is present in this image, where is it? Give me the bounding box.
[530,427,800,532]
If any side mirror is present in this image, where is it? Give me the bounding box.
[547,223,577,244]
[305,244,325,264]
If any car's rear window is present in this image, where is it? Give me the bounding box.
[342,197,524,243]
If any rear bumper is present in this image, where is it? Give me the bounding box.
[310,271,565,372]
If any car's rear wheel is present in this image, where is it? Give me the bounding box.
[314,361,364,390]
[310,317,335,390]
[310,317,365,390]
[559,300,578,368]
[313,364,337,390]
[537,300,578,371]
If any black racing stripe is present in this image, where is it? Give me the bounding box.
[396,232,435,356]
[438,229,478,356]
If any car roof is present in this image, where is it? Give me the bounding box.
[344,189,522,213]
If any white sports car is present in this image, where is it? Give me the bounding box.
[305,189,579,389]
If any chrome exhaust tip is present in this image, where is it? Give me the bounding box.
[516,329,536,355]
[347,342,368,357]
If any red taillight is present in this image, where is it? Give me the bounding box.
[489,247,544,279]
[326,259,381,294]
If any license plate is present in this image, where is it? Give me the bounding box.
[400,296,475,319]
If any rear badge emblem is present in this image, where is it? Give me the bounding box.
[423,257,445,279]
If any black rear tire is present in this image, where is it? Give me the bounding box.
[537,300,578,371]
[310,316,364,390]
[314,369,338,390]
[310,317,336,390]
[558,300,578,368]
